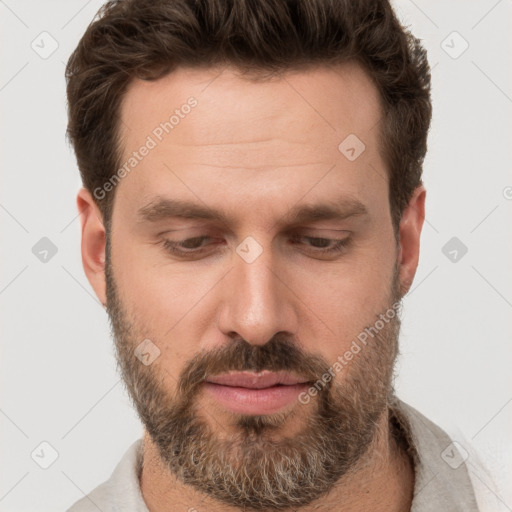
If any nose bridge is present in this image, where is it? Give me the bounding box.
[217,238,295,345]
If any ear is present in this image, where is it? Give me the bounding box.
[77,188,107,307]
[397,185,426,296]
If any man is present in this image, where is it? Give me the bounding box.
[65,0,482,510]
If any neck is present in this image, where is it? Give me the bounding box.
[139,407,415,512]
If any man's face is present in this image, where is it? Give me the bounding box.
[101,62,408,509]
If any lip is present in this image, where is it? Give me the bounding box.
[206,370,310,388]
[203,370,311,415]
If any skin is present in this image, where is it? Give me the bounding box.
[78,61,425,511]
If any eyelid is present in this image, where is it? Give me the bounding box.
[159,228,351,244]
[157,224,220,236]
[292,228,351,235]
[161,232,353,260]
[158,223,351,233]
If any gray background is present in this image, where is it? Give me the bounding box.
[1,1,511,510]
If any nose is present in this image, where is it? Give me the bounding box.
[217,242,298,346]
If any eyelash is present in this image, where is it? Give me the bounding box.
[161,234,351,257]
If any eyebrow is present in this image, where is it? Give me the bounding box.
[136,196,368,229]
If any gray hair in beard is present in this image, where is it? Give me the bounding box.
[105,233,402,510]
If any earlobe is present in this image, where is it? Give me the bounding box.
[77,188,107,306]
[397,185,426,296]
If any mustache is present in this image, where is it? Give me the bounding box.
[176,335,330,400]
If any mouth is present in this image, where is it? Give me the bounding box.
[203,370,312,415]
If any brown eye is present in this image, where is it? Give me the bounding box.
[161,235,226,259]
[180,236,208,249]
[290,233,351,255]
[162,236,213,256]
[307,238,331,248]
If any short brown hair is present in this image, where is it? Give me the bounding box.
[65,0,432,232]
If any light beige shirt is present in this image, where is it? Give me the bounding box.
[67,399,485,512]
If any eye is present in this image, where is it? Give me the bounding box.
[160,233,352,259]
[289,233,351,255]
[162,236,216,257]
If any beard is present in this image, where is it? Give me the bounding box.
[105,241,402,510]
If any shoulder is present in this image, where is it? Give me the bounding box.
[391,398,484,512]
[66,439,148,512]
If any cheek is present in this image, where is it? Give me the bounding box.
[111,212,397,378]
[112,232,200,318]
[112,239,225,368]
[291,246,396,364]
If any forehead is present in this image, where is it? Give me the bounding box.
[114,62,387,226]
[119,61,382,152]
